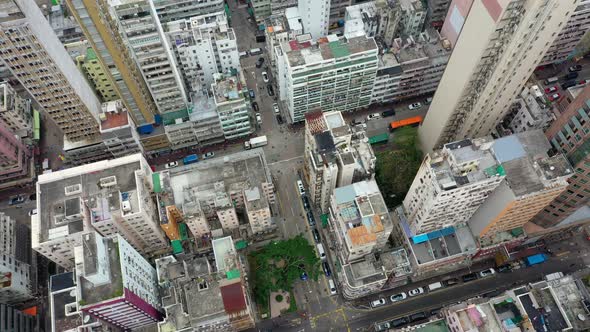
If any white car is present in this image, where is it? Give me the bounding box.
[203,152,215,159]
[366,113,381,121]
[273,103,280,114]
[479,268,496,277]
[256,113,262,123]
[28,209,38,216]
[370,298,387,308]
[296,180,305,195]
[408,102,422,110]
[390,292,407,302]
[328,279,337,295]
[262,71,269,83]
[408,287,424,297]
[165,161,179,169]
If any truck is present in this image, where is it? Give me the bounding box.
[244,136,268,149]
[525,253,546,267]
[182,154,199,165]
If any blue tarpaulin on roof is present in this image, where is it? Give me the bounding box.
[427,230,442,240]
[412,234,429,244]
[440,227,455,236]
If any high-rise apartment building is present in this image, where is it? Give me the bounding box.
[298,0,330,40]
[111,0,187,114]
[468,131,572,240]
[0,118,33,189]
[344,0,402,47]
[303,111,375,212]
[151,0,224,24]
[398,0,426,38]
[403,137,505,235]
[66,0,158,125]
[166,11,240,95]
[0,81,32,137]
[75,232,163,330]
[76,47,120,103]
[540,0,590,66]
[32,154,168,269]
[212,72,253,139]
[497,85,553,135]
[419,0,576,153]
[0,0,101,142]
[277,34,378,123]
[531,85,590,229]
[0,213,33,304]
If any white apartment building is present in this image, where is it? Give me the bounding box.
[75,232,162,330]
[403,138,505,235]
[167,11,240,95]
[298,0,330,40]
[0,81,31,138]
[420,0,577,153]
[499,85,554,134]
[0,0,101,142]
[151,0,224,24]
[304,111,376,213]
[244,187,272,234]
[277,34,378,123]
[0,213,33,304]
[111,0,188,114]
[372,30,451,104]
[212,72,253,139]
[540,0,590,65]
[344,2,380,39]
[32,154,168,269]
[398,0,426,38]
[265,8,303,71]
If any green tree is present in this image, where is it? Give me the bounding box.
[249,235,320,308]
[375,126,423,208]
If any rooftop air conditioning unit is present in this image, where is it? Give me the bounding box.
[65,184,82,196]
[99,176,117,188]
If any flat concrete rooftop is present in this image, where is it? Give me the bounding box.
[283,35,377,67]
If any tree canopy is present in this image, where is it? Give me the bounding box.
[249,235,320,308]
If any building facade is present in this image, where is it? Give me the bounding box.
[0,81,32,137]
[111,0,188,115]
[426,0,451,27]
[0,117,33,190]
[299,0,330,40]
[498,85,553,135]
[419,0,577,153]
[212,72,253,140]
[398,0,426,38]
[540,0,590,65]
[277,34,378,123]
[32,154,168,269]
[0,0,102,142]
[0,213,33,304]
[76,47,120,103]
[152,0,225,24]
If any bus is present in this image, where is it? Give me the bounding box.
[389,116,423,131]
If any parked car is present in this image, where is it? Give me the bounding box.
[297,180,305,195]
[203,152,215,159]
[408,102,422,110]
[430,308,442,317]
[10,195,25,206]
[165,161,179,169]
[312,228,321,243]
[391,317,409,328]
[580,79,590,86]
[425,97,433,104]
[298,263,308,281]
[322,261,332,276]
[549,93,561,101]
[409,312,428,323]
[408,287,424,297]
[390,292,407,302]
[28,209,38,216]
[256,57,265,68]
[256,113,262,123]
[479,268,496,277]
[307,212,316,226]
[462,273,478,282]
[251,101,259,112]
[366,113,381,121]
[262,71,269,83]
[497,264,512,273]
[374,322,391,332]
[370,298,387,308]
[273,103,280,114]
[544,86,558,94]
[562,80,577,89]
[443,278,459,286]
[249,89,256,99]
[569,64,582,72]
[565,72,579,80]
[302,196,310,209]
[276,114,284,124]
[382,109,396,117]
[267,84,275,96]
[328,279,337,295]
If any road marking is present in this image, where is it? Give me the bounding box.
[268,156,304,166]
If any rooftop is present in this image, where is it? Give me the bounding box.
[392,29,451,70]
[544,274,590,331]
[447,299,502,332]
[343,253,387,288]
[407,319,450,332]
[212,73,246,104]
[99,101,131,131]
[282,34,377,67]
[35,154,147,244]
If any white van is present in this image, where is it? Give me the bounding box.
[427,282,443,292]
[328,279,337,295]
[249,48,262,55]
[545,76,559,84]
[239,51,248,58]
[296,180,305,195]
[316,243,326,260]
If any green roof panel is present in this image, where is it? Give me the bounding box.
[172,240,183,254]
